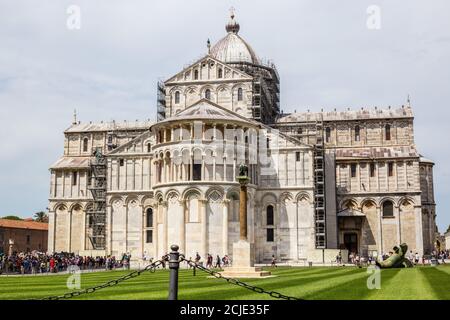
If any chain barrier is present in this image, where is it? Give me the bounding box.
[180,257,301,301]
[34,255,169,300]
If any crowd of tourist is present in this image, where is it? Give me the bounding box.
[0,251,132,275]
[1,248,448,275]
[339,249,449,267]
[189,252,232,269]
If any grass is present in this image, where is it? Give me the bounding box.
[0,265,449,300]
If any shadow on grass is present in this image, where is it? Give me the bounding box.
[420,267,450,300]
[301,268,401,300]
[178,267,360,300]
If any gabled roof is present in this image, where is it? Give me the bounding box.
[0,218,48,231]
[277,106,414,123]
[335,146,419,160]
[108,130,153,155]
[65,120,153,133]
[152,99,257,127]
[50,156,90,169]
[164,55,252,84]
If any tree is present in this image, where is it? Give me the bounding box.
[33,211,48,223]
[446,225,450,234]
[1,215,22,220]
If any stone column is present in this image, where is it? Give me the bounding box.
[239,183,248,240]
[377,206,383,255]
[237,165,250,239]
[153,204,158,258]
[200,199,207,258]
[48,211,56,253]
[124,202,128,254]
[162,201,168,254]
[179,199,186,254]
[414,205,424,256]
[222,199,229,256]
[67,209,72,252]
[395,205,401,245]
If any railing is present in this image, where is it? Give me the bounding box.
[32,245,301,301]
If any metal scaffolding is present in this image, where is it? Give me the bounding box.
[87,149,107,250]
[313,119,327,248]
[157,81,166,122]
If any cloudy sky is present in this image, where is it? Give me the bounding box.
[0,0,449,232]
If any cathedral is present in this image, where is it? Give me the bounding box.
[47,12,437,264]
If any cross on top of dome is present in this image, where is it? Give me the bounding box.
[226,7,240,34]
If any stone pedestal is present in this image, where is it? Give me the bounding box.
[219,240,271,278]
[220,166,271,278]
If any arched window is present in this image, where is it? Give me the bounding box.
[382,201,394,217]
[266,205,274,225]
[146,208,153,228]
[218,68,223,78]
[237,88,243,101]
[385,124,391,141]
[194,70,199,80]
[174,91,180,104]
[83,138,88,152]
[297,128,303,134]
[355,125,360,141]
[205,89,211,100]
[325,127,331,143]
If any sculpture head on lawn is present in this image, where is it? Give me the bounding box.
[376,243,413,268]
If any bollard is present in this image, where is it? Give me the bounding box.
[193,265,196,277]
[168,244,180,300]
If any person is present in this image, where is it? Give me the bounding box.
[207,254,213,268]
[49,256,55,273]
[215,255,221,269]
[271,255,277,267]
[195,252,201,264]
[415,252,420,265]
[349,252,354,264]
[408,250,414,263]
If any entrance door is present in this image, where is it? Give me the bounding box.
[344,233,358,254]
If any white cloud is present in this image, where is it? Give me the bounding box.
[0,0,449,231]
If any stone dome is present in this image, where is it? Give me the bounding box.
[210,12,259,64]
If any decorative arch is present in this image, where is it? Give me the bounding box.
[182,187,203,201]
[361,198,377,209]
[379,197,397,207]
[68,202,83,212]
[165,189,181,202]
[200,85,214,98]
[205,187,224,200]
[280,192,294,203]
[340,198,359,210]
[398,196,415,207]
[154,191,164,203]
[169,86,183,95]
[260,192,277,206]
[53,202,68,212]
[216,84,230,92]
[295,192,311,204]
[125,195,139,207]
[226,188,240,200]
[183,86,198,95]
[141,194,155,208]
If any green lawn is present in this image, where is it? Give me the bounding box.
[1,265,449,300]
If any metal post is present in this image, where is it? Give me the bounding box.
[168,244,180,300]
